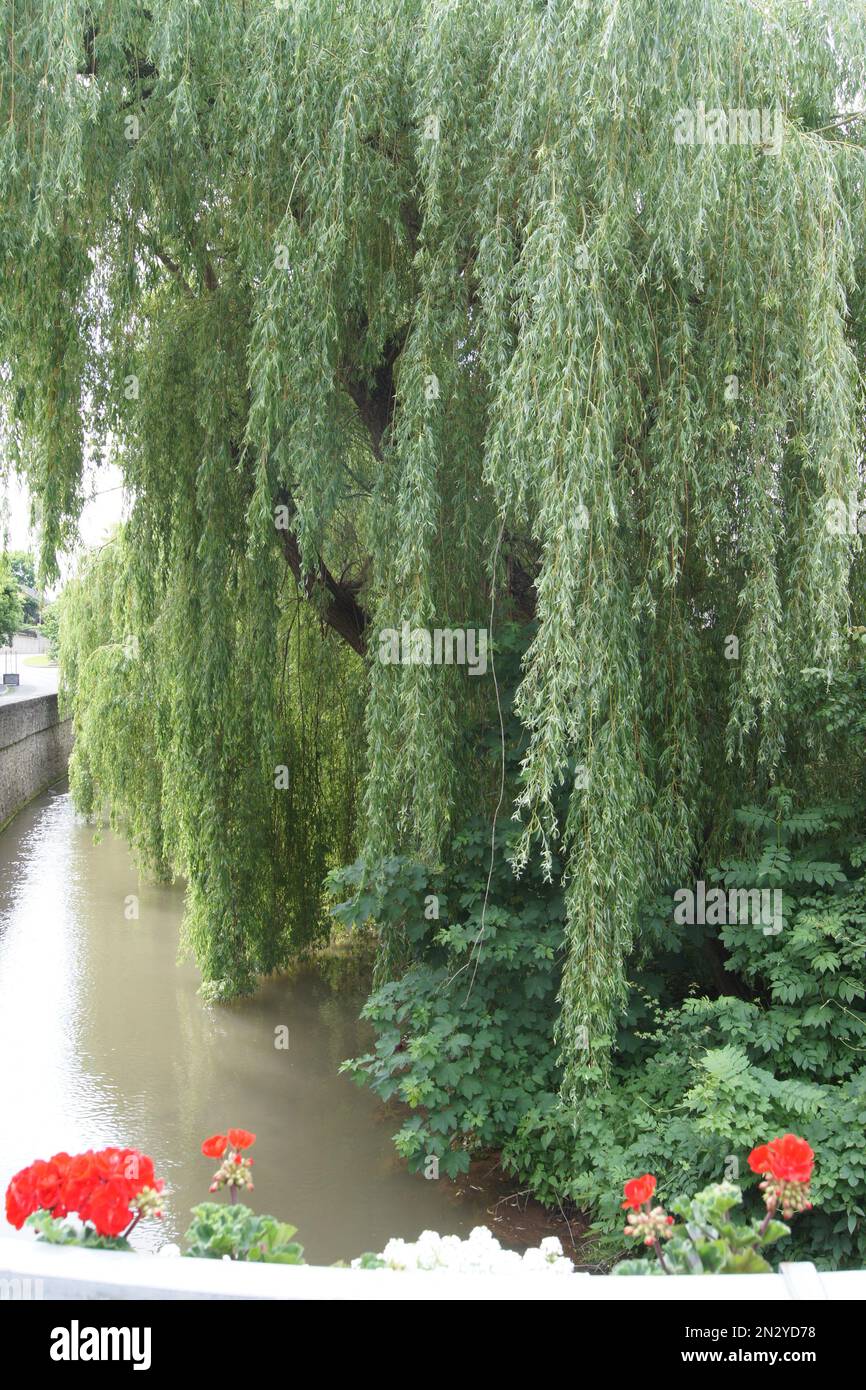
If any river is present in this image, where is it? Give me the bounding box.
[0,784,492,1263]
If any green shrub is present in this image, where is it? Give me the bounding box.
[334,828,565,1179]
[338,635,866,1269]
[338,787,866,1267]
[184,1203,304,1264]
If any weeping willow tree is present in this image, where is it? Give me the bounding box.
[2,0,866,1091]
[59,527,365,987]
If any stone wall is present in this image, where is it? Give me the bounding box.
[11,633,50,656]
[0,694,73,830]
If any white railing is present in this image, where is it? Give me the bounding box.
[1,1238,864,1300]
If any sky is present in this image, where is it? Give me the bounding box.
[1,462,127,591]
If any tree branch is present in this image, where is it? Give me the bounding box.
[339,327,406,462]
[274,491,369,655]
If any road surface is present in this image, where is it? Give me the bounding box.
[0,660,60,705]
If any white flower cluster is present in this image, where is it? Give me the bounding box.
[354,1225,574,1275]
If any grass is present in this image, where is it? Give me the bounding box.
[22,654,56,667]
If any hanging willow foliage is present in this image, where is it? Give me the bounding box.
[2,0,866,1092]
[59,528,366,991]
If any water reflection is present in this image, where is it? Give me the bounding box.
[0,786,489,1262]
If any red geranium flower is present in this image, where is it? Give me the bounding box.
[622,1173,656,1210]
[131,1152,156,1188]
[4,1167,37,1230]
[5,1145,164,1238]
[33,1159,65,1210]
[201,1134,228,1159]
[227,1129,256,1151]
[767,1134,814,1184]
[61,1151,99,1211]
[115,1148,155,1192]
[85,1179,135,1238]
[747,1143,771,1175]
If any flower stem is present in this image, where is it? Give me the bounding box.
[652,1235,671,1274]
[643,1201,671,1274]
[121,1212,141,1241]
[758,1198,775,1237]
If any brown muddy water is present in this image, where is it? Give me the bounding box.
[0,783,493,1263]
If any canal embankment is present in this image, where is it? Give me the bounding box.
[0,691,73,831]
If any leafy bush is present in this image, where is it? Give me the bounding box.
[339,781,866,1268]
[0,554,23,648]
[184,1204,304,1264]
[334,829,564,1178]
[501,809,866,1268]
[335,633,866,1270]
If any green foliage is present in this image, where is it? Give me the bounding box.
[340,631,866,1268]
[3,0,866,1276]
[500,831,866,1269]
[1,0,865,1072]
[0,554,23,647]
[40,602,60,658]
[353,1252,387,1269]
[6,549,40,624]
[184,1203,304,1264]
[336,621,568,1176]
[613,1182,790,1277]
[336,828,565,1178]
[7,550,35,591]
[26,1211,133,1252]
[60,528,365,996]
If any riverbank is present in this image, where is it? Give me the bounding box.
[452,1152,594,1265]
[0,690,72,830]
